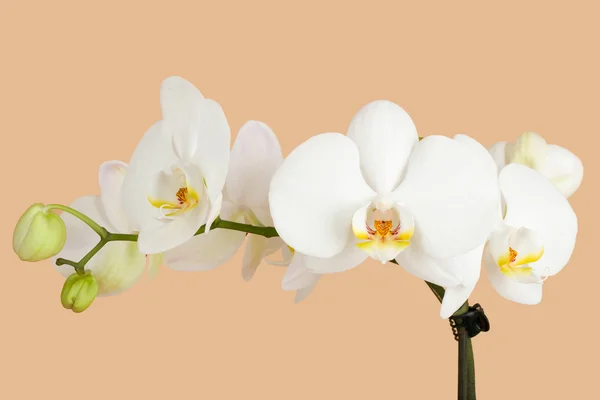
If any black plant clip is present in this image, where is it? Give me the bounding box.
[448,303,490,341]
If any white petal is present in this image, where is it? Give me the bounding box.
[538,144,584,198]
[190,99,231,212]
[241,235,268,281]
[147,254,163,280]
[347,100,418,193]
[295,283,319,303]
[282,254,321,290]
[440,284,474,319]
[488,141,507,172]
[395,239,462,288]
[89,241,147,296]
[98,160,129,233]
[160,76,204,160]
[394,135,502,258]
[163,202,245,271]
[439,244,484,288]
[265,237,284,257]
[484,247,542,304]
[137,204,208,254]
[269,133,375,258]
[204,192,222,234]
[500,164,577,275]
[226,121,283,208]
[282,255,321,303]
[302,245,368,274]
[122,121,179,231]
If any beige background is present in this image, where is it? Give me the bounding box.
[1,1,598,399]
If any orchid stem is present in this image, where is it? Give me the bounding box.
[391,260,476,399]
[44,204,108,238]
[50,205,278,272]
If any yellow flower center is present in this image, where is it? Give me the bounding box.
[374,220,393,236]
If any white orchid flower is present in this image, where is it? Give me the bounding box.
[54,161,160,295]
[269,100,502,280]
[483,163,577,304]
[161,120,286,279]
[406,162,578,317]
[488,132,583,198]
[121,76,231,255]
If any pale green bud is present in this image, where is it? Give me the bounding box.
[506,132,548,169]
[61,272,99,313]
[13,204,67,262]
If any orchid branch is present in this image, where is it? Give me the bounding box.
[51,204,475,398]
[51,205,278,273]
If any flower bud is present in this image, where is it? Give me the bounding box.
[61,272,99,313]
[13,204,67,262]
[506,132,548,169]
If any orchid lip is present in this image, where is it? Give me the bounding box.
[146,164,205,221]
[352,202,415,263]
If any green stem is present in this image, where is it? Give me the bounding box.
[391,260,476,399]
[432,284,476,400]
[44,204,108,239]
[52,207,278,273]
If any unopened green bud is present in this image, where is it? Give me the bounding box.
[13,204,67,262]
[61,272,99,313]
[506,132,548,169]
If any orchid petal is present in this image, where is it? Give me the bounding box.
[160,76,204,160]
[500,164,577,276]
[226,121,283,208]
[242,235,268,281]
[204,192,222,234]
[301,245,368,274]
[295,283,319,303]
[98,161,129,233]
[395,238,462,288]
[538,144,584,198]
[122,121,179,231]
[394,135,502,259]
[440,285,474,319]
[147,254,163,280]
[163,202,245,271]
[190,99,231,213]
[283,255,320,290]
[137,203,208,255]
[484,248,542,304]
[488,141,507,172]
[347,100,418,193]
[269,133,375,258]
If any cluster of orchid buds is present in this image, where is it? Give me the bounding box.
[13,76,582,316]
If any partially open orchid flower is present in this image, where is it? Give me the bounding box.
[269,100,502,277]
[54,161,155,296]
[121,76,231,255]
[483,164,577,304]
[162,120,285,278]
[488,132,583,198]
